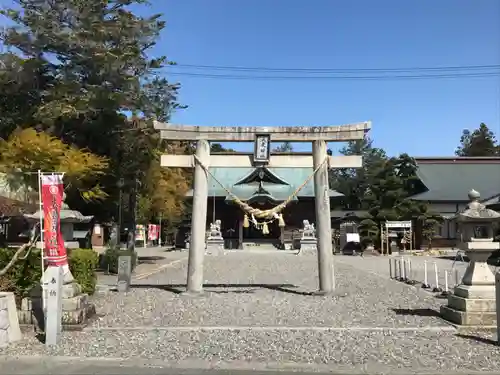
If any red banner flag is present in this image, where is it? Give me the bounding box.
[41,174,67,266]
[148,224,159,241]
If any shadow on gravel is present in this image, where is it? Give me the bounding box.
[129,283,316,296]
[138,256,166,264]
[437,256,469,262]
[392,308,441,317]
[35,333,45,344]
[456,333,499,346]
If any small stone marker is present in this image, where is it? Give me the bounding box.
[45,266,63,347]
[117,253,132,293]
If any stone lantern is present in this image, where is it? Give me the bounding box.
[440,189,500,326]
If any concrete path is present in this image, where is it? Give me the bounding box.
[3,356,500,375]
[96,247,188,288]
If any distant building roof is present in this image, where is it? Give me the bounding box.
[411,157,500,202]
[187,165,344,201]
[0,196,37,217]
[482,193,500,208]
[330,210,369,218]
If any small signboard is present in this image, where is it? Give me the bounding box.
[253,134,271,163]
[385,221,412,229]
[135,225,145,241]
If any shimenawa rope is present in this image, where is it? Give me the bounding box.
[192,154,328,231]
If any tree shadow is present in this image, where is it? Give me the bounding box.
[437,255,469,262]
[392,308,441,317]
[137,255,166,264]
[130,283,317,296]
[456,333,499,346]
[35,332,45,344]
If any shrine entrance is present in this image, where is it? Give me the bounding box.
[154,121,371,295]
[242,200,282,248]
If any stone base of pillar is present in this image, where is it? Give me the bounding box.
[206,238,224,256]
[440,285,497,326]
[362,245,380,256]
[18,267,96,331]
[299,238,317,254]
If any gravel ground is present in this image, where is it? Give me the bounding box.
[89,252,446,328]
[336,254,499,292]
[2,329,500,373]
[2,252,500,373]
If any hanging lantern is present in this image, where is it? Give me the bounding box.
[243,214,249,228]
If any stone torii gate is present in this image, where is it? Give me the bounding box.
[154,121,371,295]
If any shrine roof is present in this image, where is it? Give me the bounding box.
[410,157,500,202]
[186,167,344,199]
[0,196,37,217]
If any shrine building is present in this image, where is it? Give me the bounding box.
[409,156,500,248]
[185,151,344,250]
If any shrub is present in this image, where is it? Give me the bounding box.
[0,247,99,302]
[68,248,99,295]
[101,247,137,274]
[358,219,379,248]
[0,247,42,302]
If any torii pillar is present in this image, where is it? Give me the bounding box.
[154,122,372,295]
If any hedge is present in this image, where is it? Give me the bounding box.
[0,247,99,302]
[100,246,137,274]
[68,248,99,295]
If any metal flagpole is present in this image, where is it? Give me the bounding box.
[38,170,44,280]
[158,213,162,247]
[37,170,45,312]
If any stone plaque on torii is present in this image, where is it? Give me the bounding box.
[154,121,371,295]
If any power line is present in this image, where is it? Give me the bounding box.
[170,63,500,74]
[165,71,500,81]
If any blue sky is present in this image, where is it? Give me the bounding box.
[148,0,500,156]
[2,0,499,156]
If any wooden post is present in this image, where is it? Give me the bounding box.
[496,272,500,345]
[238,218,243,250]
[313,140,335,293]
[186,140,210,294]
[380,224,384,255]
[45,266,63,346]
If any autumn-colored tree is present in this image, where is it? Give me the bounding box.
[0,0,186,223]
[0,128,108,202]
[138,155,190,224]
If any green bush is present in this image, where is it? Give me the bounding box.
[68,248,99,295]
[101,247,137,274]
[0,247,42,303]
[0,247,99,302]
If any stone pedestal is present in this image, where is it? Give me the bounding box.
[206,237,224,255]
[299,237,317,254]
[18,265,95,330]
[363,244,380,256]
[0,292,21,347]
[441,241,500,326]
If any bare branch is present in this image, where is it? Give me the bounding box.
[0,225,40,276]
